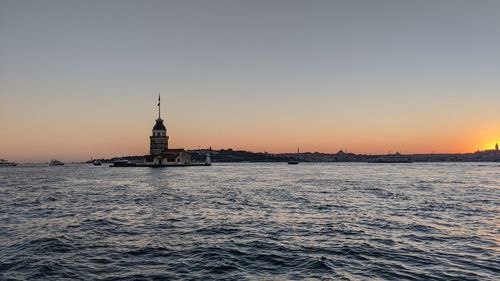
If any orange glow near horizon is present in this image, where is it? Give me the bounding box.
[0,85,499,163]
[1,120,497,163]
[1,88,498,163]
[0,81,498,163]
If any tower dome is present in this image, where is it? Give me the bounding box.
[153,118,166,131]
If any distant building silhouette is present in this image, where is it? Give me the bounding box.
[496,143,499,151]
[149,109,169,155]
[144,94,191,165]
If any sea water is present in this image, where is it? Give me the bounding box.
[0,163,499,280]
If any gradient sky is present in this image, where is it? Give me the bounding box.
[1,0,499,162]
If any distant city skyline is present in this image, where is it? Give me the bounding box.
[1,0,499,162]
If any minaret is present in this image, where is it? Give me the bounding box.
[150,94,169,156]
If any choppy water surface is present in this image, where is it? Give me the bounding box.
[0,163,499,280]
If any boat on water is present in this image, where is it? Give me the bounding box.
[93,160,102,166]
[0,159,17,166]
[49,159,65,166]
[110,159,136,167]
[288,147,300,165]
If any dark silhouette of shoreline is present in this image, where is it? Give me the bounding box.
[88,147,500,163]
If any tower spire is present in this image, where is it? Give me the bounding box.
[157,93,161,119]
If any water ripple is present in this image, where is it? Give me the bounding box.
[0,163,499,280]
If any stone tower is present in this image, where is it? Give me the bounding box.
[150,94,169,156]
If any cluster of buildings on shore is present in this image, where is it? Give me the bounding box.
[277,146,500,162]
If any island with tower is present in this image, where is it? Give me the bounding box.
[142,95,211,167]
[111,95,210,167]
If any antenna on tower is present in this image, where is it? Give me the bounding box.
[157,93,161,119]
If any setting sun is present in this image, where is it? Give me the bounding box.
[482,141,500,151]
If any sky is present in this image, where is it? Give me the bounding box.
[1,0,499,162]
